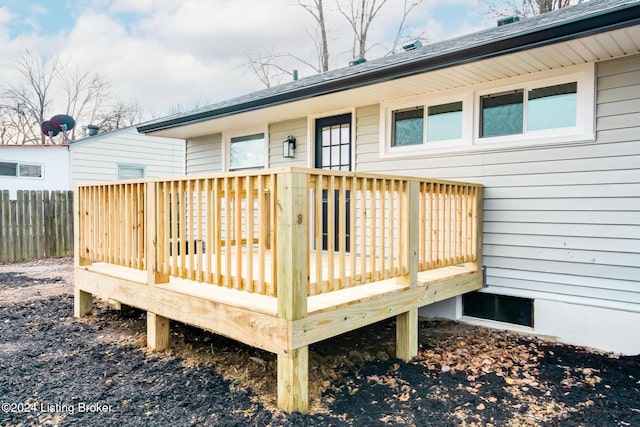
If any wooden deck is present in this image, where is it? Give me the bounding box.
[74,167,483,413]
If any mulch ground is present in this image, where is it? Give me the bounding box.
[0,259,639,426]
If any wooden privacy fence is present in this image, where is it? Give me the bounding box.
[77,168,482,298]
[0,190,74,263]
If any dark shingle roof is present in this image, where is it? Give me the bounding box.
[139,0,640,133]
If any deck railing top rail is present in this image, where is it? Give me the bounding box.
[76,167,482,299]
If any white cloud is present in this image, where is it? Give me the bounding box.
[29,4,48,15]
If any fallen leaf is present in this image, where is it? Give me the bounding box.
[476,403,485,410]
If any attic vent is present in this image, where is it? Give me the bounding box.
[497,15,520,26]
[402,40,422,51]
[87,125,99,136]
[349,56,367,66]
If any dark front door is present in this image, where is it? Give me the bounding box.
[315,113,352,251]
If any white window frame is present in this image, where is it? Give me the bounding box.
[223,127,268,172]
[380,90,473,158]
[379,63,595,158]
[117,163,146,180]
[475,64,594,148]
[0,160,44,180]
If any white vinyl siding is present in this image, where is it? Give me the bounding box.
[186,133,222,174]
[355,54,640,314]
[70,127,185,184]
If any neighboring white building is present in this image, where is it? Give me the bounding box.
[138,0,640,354]
[0,144,70,198]
[1,126,185,197]
[69,126,185,185]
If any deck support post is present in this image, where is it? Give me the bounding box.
[396,181,419,360]
[74,288,93,317]
[147,312,170,351]
[277,347,309,413]
[396,308,418,361]
[276,171,309,413]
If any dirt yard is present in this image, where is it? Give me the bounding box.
[1,258,639,426]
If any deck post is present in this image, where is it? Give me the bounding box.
[74,186,93,317]
[145,181,171,350]
[74,288,93,317]
[396,181,419,361]
[147,312,170,350]
[474,186,484,272]
[276,171,309,413]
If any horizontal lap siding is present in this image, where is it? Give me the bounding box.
[355,54,640,313]
[186,133,222,174]
[269,118,308,168]
[71,129,185,183]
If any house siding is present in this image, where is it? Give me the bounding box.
[354,54,640,315]
[70,128,185,184]
[186,133,222,174]
[269,118,308,168]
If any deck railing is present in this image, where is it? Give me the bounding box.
[76,168,482,297]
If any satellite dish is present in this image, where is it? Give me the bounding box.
[50,114,76,132]
[41,121,60,137]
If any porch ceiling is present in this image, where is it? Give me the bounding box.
[148,24,640,140]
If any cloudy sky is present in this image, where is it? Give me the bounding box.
[0,0,495,120]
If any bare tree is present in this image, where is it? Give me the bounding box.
[387,0,426,55]
[336,0,390,60]
[57,68,109,141]
[94,100,143,133]
[0,49,141,144]
[486,0,584,18]
[0,50,60,144]
[245,49,293,88]
[246,0,428,88]
[298,0,330,72]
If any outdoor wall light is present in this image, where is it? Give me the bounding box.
[283,135,296,158]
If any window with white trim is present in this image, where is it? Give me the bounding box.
[0,161,43,178]
[381,64,594,157]
[480,82,577,138]
[229,133,265,170]
[390,100,465,148]
[117,165,145,180]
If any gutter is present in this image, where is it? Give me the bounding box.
[138,2,640,134]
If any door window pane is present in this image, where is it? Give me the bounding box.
[480,90,523,137]
[427,101,463,142]
[392,107,423,146]
[230,133,265,170]
[528,82,577,131]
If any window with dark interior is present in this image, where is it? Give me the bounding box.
[0,162,17,176]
